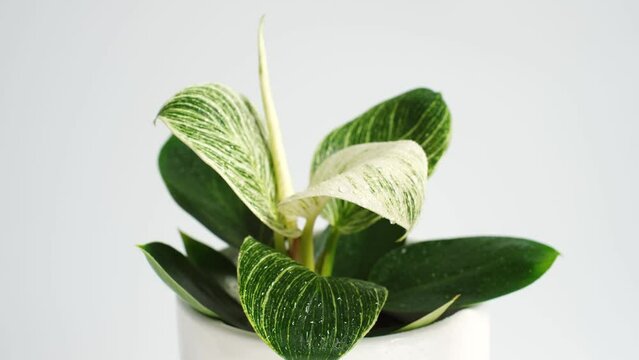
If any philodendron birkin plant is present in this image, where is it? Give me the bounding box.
[140,19,558,360]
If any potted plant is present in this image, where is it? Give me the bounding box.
[139,19,558,360]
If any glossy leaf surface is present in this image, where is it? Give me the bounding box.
[238,237,387,359]
[157,84,298,237]
[369,237,558,313]
[139,242,250,330]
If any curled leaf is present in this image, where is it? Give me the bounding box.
[157,84,299,237]
[238,237,387,359]
[312,88,451,175]
[279,141,428,234]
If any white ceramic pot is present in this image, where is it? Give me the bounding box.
[177,301,490,360]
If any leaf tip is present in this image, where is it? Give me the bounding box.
[538,245,560,272]
[552,247,562,257]
[136,243,152,251]
[178,230,193,249]
[177,229,189,240]
[258,15,267,55]
[136,243,154,259]
[240,236,258,254]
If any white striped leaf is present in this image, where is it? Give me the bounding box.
[238,237,387,360]
[311,89,450,233]
[279,140,428,234]
[157,84,299,238]
[312,88,451,175]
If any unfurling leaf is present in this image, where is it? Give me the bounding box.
[157,84,299,237]
[310,89,450,233]
[258,17,295,202]
[238,237,387,360]
[279,141,428,234]
[369,237,559,313]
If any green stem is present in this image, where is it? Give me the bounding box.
[320,228,340,277]
[300,216,317,271]
[274,232,286,254]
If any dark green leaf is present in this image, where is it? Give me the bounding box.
[159,136,271,247]
[369,236,558,313]
[180,232,240,302]
[317,220,405,280]
[138,242,250,330]
[220,247,240,265]
[366,312,408,337]
[238,237,387,360]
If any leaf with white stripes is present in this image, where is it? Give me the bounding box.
[312,88,451,175]
[310,89,449,233]
[238,237,387,360]
[156,84,298,237]
[279,140,428,234]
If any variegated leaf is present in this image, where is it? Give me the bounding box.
[157,84,299,237]
[312,88,451,175]
[369,237,559,313]
[238,237,387,360]
[279,141,428,234]
[311,89,450,233]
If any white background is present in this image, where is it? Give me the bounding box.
[1,0,637,359]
